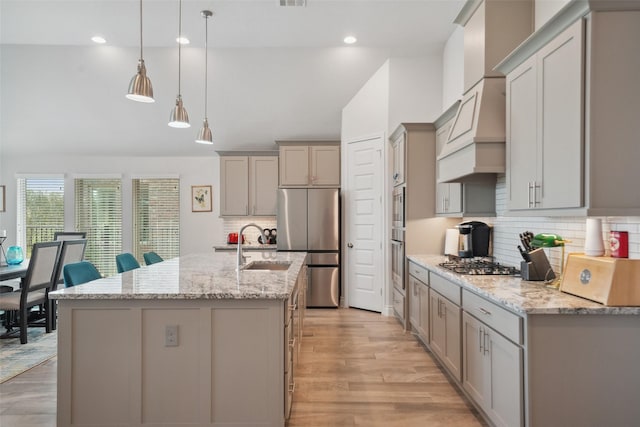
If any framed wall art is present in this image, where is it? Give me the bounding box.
[191,185,212,212]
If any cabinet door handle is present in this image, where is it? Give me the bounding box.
[479,326,484,353]
[477,307,492,316]
[245,205,249,215]
[483,331,490,355]
[528,182,533,208]
[534,182,541,206]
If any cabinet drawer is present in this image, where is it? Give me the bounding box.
[408,261,428,284]
[430,273,461,306]
[463,290,522,344]
[393,288,405,319]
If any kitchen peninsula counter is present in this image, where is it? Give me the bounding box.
[406,254,640,427]
[407,254,640,315]
[50,251,308,427]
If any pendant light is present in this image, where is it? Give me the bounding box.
[168,0,190,127]
[126,0,154,103]
[195,10,213,144]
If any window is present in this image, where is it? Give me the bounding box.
[132,178,180,262]
[16,177,65,257]
[75,178,122,277]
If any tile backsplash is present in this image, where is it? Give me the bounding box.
[467,175,640,271]
[221,217,277,245]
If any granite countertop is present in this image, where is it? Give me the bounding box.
[213,243,277,251]
[408,254,640,316]
[50,251,307,301]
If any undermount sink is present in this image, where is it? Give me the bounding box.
[242,261,291,271]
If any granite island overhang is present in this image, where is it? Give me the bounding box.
[50,251,308,427]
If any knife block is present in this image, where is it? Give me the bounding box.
[521,248,556,281]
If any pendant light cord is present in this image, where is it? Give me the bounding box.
[177,0,182,95]
[204,13,209,119]
[139,0,144,61]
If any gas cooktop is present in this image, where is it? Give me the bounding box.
[439,257,520,276]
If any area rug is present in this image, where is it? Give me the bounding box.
[0,328,57,383]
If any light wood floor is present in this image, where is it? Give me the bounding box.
[0,308,485,426]
[287,308,486,427]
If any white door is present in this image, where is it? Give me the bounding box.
[346,136,383,312]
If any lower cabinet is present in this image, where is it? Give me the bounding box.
[408,274,429,342]
[462,312,523,427]
[429,289,462,381]
[284,265,307,419]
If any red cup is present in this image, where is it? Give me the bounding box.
[609,231,628,258]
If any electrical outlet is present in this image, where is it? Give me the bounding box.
[165,325,178,347]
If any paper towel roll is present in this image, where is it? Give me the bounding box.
[444,228,459,256]
[585,218,605,256]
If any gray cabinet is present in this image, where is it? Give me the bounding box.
[462,289,523,427]
[407,261,429,343]
[391,132,406,187]
[429,273,462,382]
[278,142,340,187]
[506,20,583,211]
[219,154,278,216]
[284,265,307,420]
[500,9,640,216]
[462,312,523,427]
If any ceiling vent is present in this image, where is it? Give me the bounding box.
[280,0,306,6]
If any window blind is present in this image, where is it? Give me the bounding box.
[75,178,122,277]
[132,178,180,262]
[16,178,65,257]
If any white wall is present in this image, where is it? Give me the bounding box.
[441,26,465,110]
[535,0,571,30]
[0,154,224,256]
[341,60,390,143]
[388,55,443,129]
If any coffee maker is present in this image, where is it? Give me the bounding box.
[457,221,491,258]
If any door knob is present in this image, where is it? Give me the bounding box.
[347,243,353,248]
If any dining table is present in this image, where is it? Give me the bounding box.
[0,261,29,283]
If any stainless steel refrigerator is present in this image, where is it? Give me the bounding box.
[277,188,340,307]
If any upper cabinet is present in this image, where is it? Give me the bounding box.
[497,5,640,216]
[391,135,406,187]
[506,20,583,211]
[278,141,340,187]
[219,153,278,217]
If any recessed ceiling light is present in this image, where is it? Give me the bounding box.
[91,36,107,44]
[176,36,190,45]
[343,36,357,45]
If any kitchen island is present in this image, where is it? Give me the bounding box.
[407,254,640,427]
[50,251,307,427]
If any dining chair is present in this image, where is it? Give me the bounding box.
[54,231,87,241]
[143,251,163,265]
[63,261,102,287]
[49,239,87,330]
[0,240,62,344]
[116,253,140,273]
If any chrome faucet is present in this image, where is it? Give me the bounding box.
[237,223,265,270]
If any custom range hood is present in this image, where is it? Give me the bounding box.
[438,0,532,183]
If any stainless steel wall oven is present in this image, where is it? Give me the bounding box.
[391,227,405,291]
[392,186,405,228]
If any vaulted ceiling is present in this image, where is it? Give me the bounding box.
[0,0,464,157]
